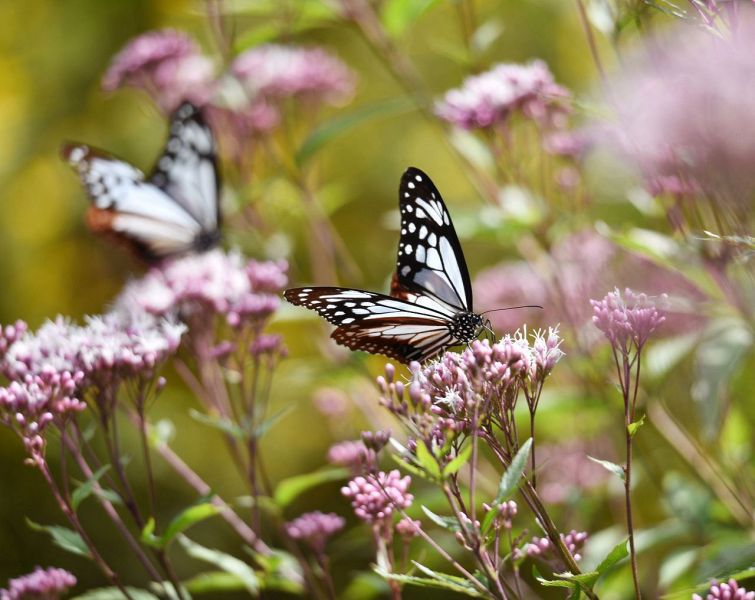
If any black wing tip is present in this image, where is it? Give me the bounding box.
[402,166,430,180]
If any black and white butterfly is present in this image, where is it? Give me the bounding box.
[62,101,220,262]
[285,167,490,364]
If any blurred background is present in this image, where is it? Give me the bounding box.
[0,0,752,598]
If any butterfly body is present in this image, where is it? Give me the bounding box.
[285,167,489,364]
[62,101,220,262]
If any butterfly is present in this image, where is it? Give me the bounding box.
[61,101,221,262]
[284,167,490,364]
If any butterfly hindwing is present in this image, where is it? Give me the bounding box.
[396,167,473,311]
[62,102,220,261]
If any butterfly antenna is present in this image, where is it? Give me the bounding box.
[480,305,543,315]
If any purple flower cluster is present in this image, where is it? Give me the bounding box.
[284,511,345,553]
[117,249,286,329]
[102,29,215,111]
[693,579,755,600]
[435,60,570,130]
[0,566,76,600]
[341,470,413,524]
[601,15,755,214]
[232,44,355,105]
[591,288,666,352]
[527,530,588,562]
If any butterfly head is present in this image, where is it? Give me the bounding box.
[194,229,222,252]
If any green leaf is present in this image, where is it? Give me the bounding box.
[253,405,293,439]
[183,571,246,594]
[390,453,429,480]
[72,465,111,510]
[143,503,221,549]
[189,409,246,440]
[72,587,159,599]
[26,518,90,558]
[587,455,625,481]
[442,443,473,478]
[381,0,441,36]
[247,548,304,594]
[628,414,646,438]
[496,438,532,501]
[421,505,461,532]
[374,564,485,597]
[178,536,259,595]
[296,97,415,165]
[273,467,349,507]
[415,441,442,480]
[595,538,630,575]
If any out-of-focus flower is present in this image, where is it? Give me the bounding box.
[693,579,755,600]
[313,387,350,418]
[117,249,286,329]
[0,566,76,600]
[591,288,666,352]
[600,17,755,219]
[231,44,355,106]
[327,440,369,470]
[395,517,421,539]
[527,530,588,562]
[284,511,345,553]
[435,60,570,130]
[544,130,590,159]
[249,334,287,359]
[536,439,613,504]
[341,470,413,523]
[102,29,215,111]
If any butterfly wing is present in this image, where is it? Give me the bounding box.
[62,102,220,262]
[148,102,220,232]
[284,287,456,363]
[394,167,474,312]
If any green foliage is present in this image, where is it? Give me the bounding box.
[178,536,260,595]
[26,518,90,558]
[374,563,486,597]
[273,467,350,507]
[141,503,221,550]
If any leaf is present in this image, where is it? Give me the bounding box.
[189,409,246,440]
[421,505,460,532]
[415,441,442,480]
[26,518,90,558]
[628,414,646,438]
[253,405,293,439]
[496,438,532,501]
[374,564,485,597]
[143,503,221,549]
[381,0,441,36]
[390,453,429,480]
[296,97,415,165]
[273,467,349,507]
[183,571,246,594]
[595,538,630,575]
[178,536,259,595]
[442,443,473,478]
[587,455,625,481]
[246,548,304,594]
[72,465,111,510]
[72,588,159,599]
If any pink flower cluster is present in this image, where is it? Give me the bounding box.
[435,60,570,130]
[0,566,76,600]
[527,530,588,562]
[117,249,286,329]
[395,516,421,539]
[0,312,185,384]
[591,288,666,352]
[231,44,355,105]
[327,440,369,470]
[341,470,413,523]
[102,29,215,111]
[284,511,345,553]
[693,579,755,600]
[483,500,518,530]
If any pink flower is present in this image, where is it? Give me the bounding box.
[395,517,421,539]
[327,440,368,470]
[0,566,76,600]
[313,387,350,418]
[536,439,613,504]
[231,44,355,105]
[117,249,286,328]
[599,16,755,215]
[102,29,215,111]
[284,511,345,553]
[693,579,755,600]
[527,530,588,562]
[591,288,666,352]
[341,470,413,523]
[435,60,570,130]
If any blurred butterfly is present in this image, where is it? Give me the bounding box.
[285,167,491,364]
[62,101,220,262]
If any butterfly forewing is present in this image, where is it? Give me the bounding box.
[62,101,220,262]
[395,167,474,311]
